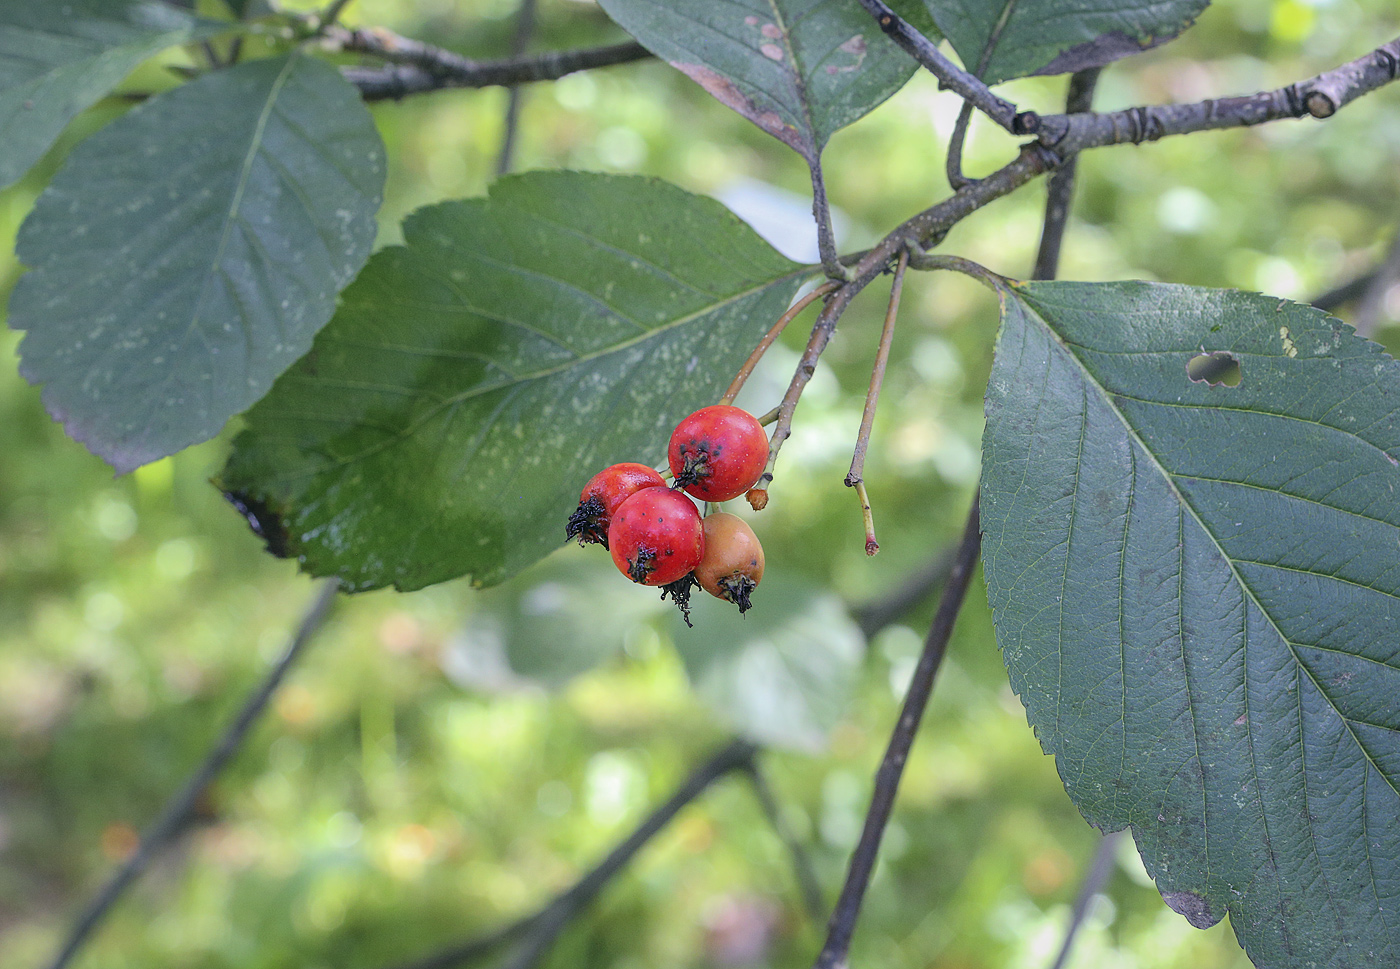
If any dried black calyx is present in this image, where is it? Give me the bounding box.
[671,442,715,489]
[625,546,657,583]
[717,575,757,614]
[660,574,698,626]
[565,495,608,548]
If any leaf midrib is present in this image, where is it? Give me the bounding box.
[1013,292,1400,804]
[257,265,813,487]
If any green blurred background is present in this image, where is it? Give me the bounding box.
[2,0,1397,966]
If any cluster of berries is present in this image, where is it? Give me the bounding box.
[565,405,769,624]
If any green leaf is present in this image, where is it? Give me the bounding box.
[218,173,808,592]
[925,0,1209,85]
[9,53,386,472]
[981,280,1400,963]
[0,0,232,188]
[595,0,935,163]
[673,576,864,751]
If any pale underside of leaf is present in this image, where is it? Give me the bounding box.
[981,281,1400,966]
[927,0,1210,85]
[0,0,232,188]
[8,53,385,472]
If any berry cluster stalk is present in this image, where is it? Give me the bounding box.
[844,248,910,554]
[720,281,839,407]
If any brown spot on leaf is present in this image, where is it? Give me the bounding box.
[760,23,782,39]
[826,34,868,74]
[744,15,758,25]
[672,62,812,159]
[1160,889,1223,929]
[760,43,784,62]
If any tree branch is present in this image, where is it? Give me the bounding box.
[741,759,826,923]
[841,34,1400,287]
[1036,38,1400,154]
[812,497,982,969]
[43,580,340,969]
[1032,67,1101,281]
[1047,830,1126,969]
[337,30,651,100]
[495,0,539,176]
[387,739,758,969]
[1355,229,1400,335]
[856,0,1031,134]
[1312,269,1379,312]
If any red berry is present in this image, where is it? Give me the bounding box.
[695,513,765,613]
[566,462,666,548]
[608,487,704,586]
[668,405,769,502]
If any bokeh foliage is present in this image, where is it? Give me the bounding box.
[2,0,1398,967]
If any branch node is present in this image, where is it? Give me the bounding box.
[1013,110,1041,134]
[1306,90,1337,118]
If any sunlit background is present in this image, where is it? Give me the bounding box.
[2,0,1397,966]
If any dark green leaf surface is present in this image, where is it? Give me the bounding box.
[9,53,385,472]
[219,173,808,592]
[925,0,1208,85]
[981,280,1400,964]
[673,576,863,751]
[0,0,230,188]
[596,0,933,162]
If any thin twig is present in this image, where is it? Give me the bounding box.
[1047,830,1127,969]
[1035,38,1400,154]
[1032,67,1101,281]
[843,249,909,555]
[905,252,1005,288]
[946,102,976,190]
[339,32,651,100]
[1355,229,1400,334]
[854,481,879,556]
[496,0,539,176]
[318,0,357,33]
[721,282,839,406]
[388,740,758,969]
[846,249,909,489]
[856,0,1029,134]
[945,11,1013,189]
[851,545,958,639]
[1312,270,1378,312]
[754,279,876,494]
[810,156,847,279]
[812,497,982,969]
[740,760,826,924]
[44,580,340,969]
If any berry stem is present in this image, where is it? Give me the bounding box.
[720,281,840,406]
[843,249,908,546]
[751,275,875,497]
[854,480,879,556]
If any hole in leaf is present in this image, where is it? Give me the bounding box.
[1186,351,1242,387]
